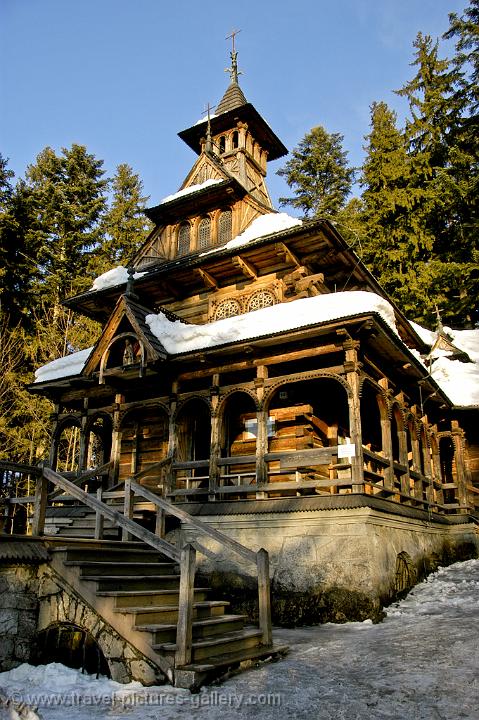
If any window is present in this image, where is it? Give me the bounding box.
[218,209,232,244]
[246,290,276,312]
[214,298,241,320]
[232,131,239,149]
[198,217,211,249]
[177,223,191,256]
[219,136,226,154]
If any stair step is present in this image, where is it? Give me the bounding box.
[97,588,211,606]
[177,643,289,673]
[83,575,183,591]
[107,598,229,622]
[135,614,247,643]
[66,562,179,577]
[154,628,264,662]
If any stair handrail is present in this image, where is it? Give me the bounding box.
[125,479,272,652]
[34,467,180,562]
[31,466,273,668]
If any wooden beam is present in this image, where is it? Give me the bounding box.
[195,267,218,289]
[275,242,301,267]
[234,255,257,280]
[178,342,342,381]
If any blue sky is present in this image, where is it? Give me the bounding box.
[0,0,467,210]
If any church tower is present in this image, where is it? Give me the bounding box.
[133,43,287,268]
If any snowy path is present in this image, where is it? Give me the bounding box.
[1,559,478,720]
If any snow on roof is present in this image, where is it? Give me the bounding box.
[159,178,223,205]
[200,212,302,257]
[34,347,93,384]
[428,327,479,407]
[90,266,147,292]
[146,290,398,355]
[411,320,479,407]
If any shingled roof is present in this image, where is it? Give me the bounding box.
[216,80,248,115]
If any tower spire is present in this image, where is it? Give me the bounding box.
[225,29,242,84]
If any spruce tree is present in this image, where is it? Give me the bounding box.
[277,126,355,219]
[93,163,152,275]
[25,144,108,311]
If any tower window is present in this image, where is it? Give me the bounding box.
[198,217,211,249]
[218,209,232,244]
[232,131,239,149]
[177,223,191,256]
[219,136,226,154]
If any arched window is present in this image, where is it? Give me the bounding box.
[219,136,226,154]
[177,223,190,256]
[218,209,232,244]
[198,217,211,249]
[232,130,239,149]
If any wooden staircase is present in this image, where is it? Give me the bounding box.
[14,465,288,689]
[49,540,285,689]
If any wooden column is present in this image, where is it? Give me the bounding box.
[255,366,268,495]
[166,382,178,495]
[48,404,60,470]
[122,477,134,541]
[208,375,220,500]
[343,339,364,492]
[109,394,124,487]
[452,421,470,513]
[77,398,89,477]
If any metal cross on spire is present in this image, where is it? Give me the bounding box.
[203,101,215,153]
[225,28,242,83]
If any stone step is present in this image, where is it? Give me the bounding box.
[135,614,247,644]
[114,600,229,629]
[96,588,211,605]
[154,628,264,662]
[83,574,184,592]
[64,561,179,577]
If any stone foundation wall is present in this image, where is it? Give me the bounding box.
[0,560,164,684]
[0,564,39,671]
[177,507,479,625]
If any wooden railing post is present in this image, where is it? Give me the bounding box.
[256,548,272,646]
[175,543,196,667]
[122,478,134,541]
[95,488,104,539]
[31,471,48,536]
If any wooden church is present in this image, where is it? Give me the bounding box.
[2,46,478,688]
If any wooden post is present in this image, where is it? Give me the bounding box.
[31,471,48,536]
[208,402,220,501]
[95,488,104,539]
[155,508,165,538]
[452,422,470,513]
[257,548,272,646]
[175,543,196,667]
[109,394,124,487]
[343,339,364,492]
[122,478,134,541]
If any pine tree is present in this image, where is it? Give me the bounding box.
[277,126,355,219]
[91,163,152,276]
[359,102,425,316]
[396,32,477,326]
[25,144,108,311]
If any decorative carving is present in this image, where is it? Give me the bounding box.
[246,289,276,312]
[214,298,242,320]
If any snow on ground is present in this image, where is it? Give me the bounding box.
[146,290,398,355]
[1,559,478,720]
